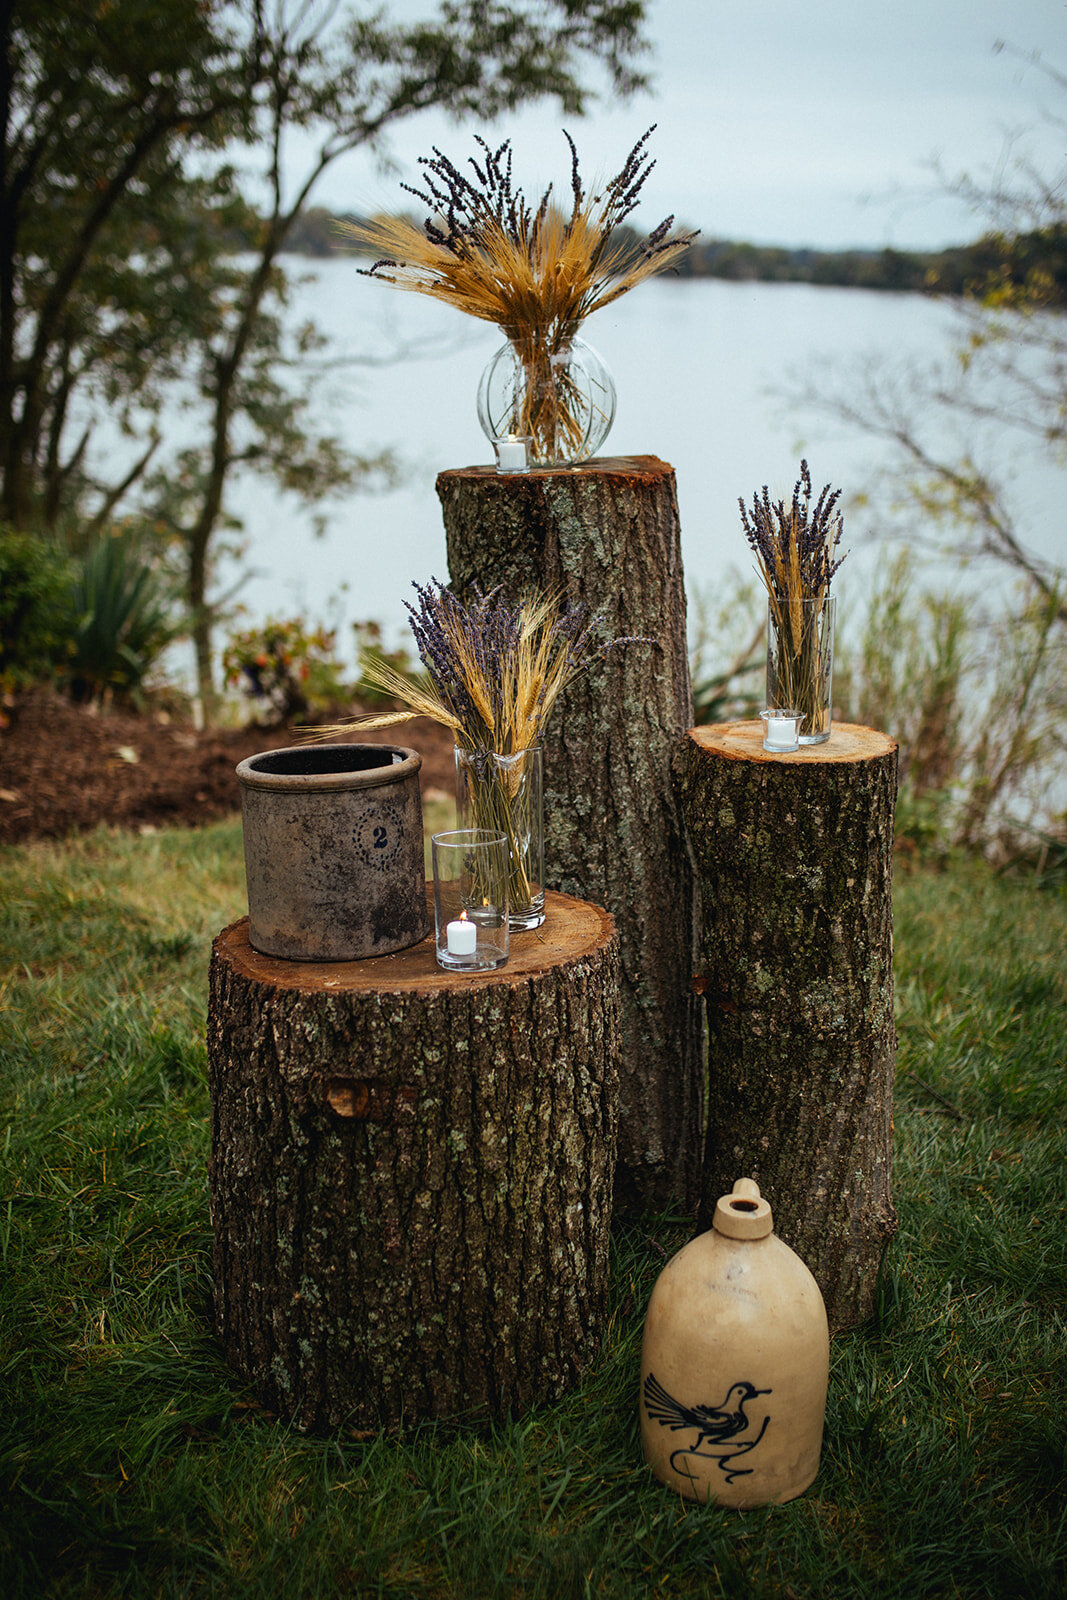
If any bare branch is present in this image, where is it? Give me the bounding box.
[85,432,162,538]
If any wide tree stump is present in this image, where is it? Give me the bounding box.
[438,456,703,1216]
[207,890,619,1432]
[675,721,899,1333]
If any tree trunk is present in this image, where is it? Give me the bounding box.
[675,721,899,1333]
[437,455,703,1217]
[186,525,216,721]
[207,891,620,1431]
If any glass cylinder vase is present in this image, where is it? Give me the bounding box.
[766,596,836,745]
[454,744,545,929]
[477,335,616,467]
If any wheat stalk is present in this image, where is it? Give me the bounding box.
[303,580,649,751]
[336,130,696,462]
[340,200,694,337]
[740,462,847,736]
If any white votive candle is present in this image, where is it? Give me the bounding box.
[495,435,528,472]
[446,912,477,955]
[764,714,799,750]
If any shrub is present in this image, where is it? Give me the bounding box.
[66,528,178,704]
[0,528,75,687]
[834,552,1065,856]
[350,619,423,709]
[687,572,764,725]
[222,616,350,724]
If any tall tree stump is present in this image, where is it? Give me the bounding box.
[675,721,899,1333]
[207,891,619,1432]
[437,456,703,1216]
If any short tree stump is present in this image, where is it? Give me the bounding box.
[676,721,899,1332]
[207,891,620,1431]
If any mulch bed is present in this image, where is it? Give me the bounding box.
[0,689,456,846]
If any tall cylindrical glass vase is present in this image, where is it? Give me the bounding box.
[766,596,836,745]
[455,744,545,929]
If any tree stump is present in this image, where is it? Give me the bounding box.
[675,721,899,1333]
[437,456,703,1217]
[207,890,620,1431]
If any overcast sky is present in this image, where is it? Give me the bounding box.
[296,0,1066,250]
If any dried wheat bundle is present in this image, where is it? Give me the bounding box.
[740,461,847,733]
[336,127,696,347]
[305,579,648,753]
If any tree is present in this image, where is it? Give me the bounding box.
[795,48,1066,620]
[0,0,257,529]
[779,51,1067,852]
[1,1,651,709]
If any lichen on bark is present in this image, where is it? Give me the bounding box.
[208,898,619,1430]
[676,722,899,1333]
[438,457,703,1216]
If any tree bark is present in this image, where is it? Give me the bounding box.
[207,890,620,1431]
[675,721,899,1333]
[437,456,703,1217]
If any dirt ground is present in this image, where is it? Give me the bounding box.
[0,689,456,846]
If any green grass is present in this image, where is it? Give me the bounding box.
[1,825,1064,1598]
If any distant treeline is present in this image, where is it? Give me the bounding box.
[282,207,1067,302]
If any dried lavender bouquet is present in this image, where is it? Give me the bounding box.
[310,579,645,914]
[740,461,847,740]
[337,128,695,462]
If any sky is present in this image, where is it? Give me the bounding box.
[292,0,1067,251]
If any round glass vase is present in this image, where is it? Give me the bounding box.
[477,335,616,467]
[766,596,836,745]
[454,744,545,929]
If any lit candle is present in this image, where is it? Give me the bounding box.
[446,910,477,955]
[495,434,528,473]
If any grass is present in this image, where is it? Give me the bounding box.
[1,822,1064,1598]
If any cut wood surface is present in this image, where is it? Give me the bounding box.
[215,886,613,993]
[438,455,704,1216]
[676,721,899,1333]
[208,890,620,1431]
[691,720,896,766]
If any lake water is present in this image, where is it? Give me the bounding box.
[191,262,1064,671]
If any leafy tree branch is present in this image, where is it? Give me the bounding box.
[1,0,651,712]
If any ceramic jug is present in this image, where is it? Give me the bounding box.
[640,1177,829,1507]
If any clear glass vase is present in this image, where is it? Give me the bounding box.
[454,744,545,928]
[766,596,836,745]
[477,335,616,467]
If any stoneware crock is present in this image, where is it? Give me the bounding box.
[236,743,429,961]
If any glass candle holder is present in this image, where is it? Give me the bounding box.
[492,434,532,474]
[431,829,510,972]
[760,708,801,753]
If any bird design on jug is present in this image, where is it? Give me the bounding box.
[643,1373,772,1485]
